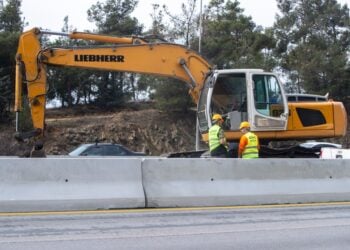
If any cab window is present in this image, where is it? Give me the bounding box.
[253,75,283,117]
[210,73,247,130]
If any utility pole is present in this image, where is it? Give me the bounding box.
[195,0,203,151]
[198,0,203,54]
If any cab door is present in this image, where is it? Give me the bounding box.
[248,73,288,131]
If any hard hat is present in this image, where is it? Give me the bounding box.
[239,121,250,129]
[212,114,223,121]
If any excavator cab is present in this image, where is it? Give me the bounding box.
[197,69,289,141]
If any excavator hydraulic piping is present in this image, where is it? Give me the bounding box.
[179,58,196,89]
[39,30,136,44]
[15,112,19,132]
[40,30,69,37]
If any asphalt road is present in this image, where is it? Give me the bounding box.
[1,203,350,250]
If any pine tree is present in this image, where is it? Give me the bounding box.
[199,0,276,70]
[273,0,350,106]
[0,0,24,121]
[87,0,143,107]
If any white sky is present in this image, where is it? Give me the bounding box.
[19,0,349,33]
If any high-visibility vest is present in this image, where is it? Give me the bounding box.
[209,124,221,152]
[242,132,259,159]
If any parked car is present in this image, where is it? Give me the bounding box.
[299,141,342,150]
[68,143,146,157]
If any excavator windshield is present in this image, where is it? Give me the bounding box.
[211,73,248,130]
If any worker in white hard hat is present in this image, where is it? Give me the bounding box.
[238,121,259,159]
[209,114,228,157]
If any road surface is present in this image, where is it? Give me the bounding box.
[1,203,350,250]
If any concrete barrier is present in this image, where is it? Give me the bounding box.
[2,157,350,212]
[0,158,145,212]
[142,158,350,207]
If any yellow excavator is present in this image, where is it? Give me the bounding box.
[15,28,347,151]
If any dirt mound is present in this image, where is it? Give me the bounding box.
[0,104,206,156]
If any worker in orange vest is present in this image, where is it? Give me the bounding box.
[238,121,259,159]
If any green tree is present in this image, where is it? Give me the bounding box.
[87,0,142,35]
[273,0,350,104]
[163,0,198,46]
[136,1,196,112]
[152,78,193,112]
[148,4,167,36]
[0,0,23,32]
[199,0,276,70]
[0,0,24,122]
[46,16,97,108]
[87,0,143,107]
[0,32,18,119]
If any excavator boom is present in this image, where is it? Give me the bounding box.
[15,28,211,138]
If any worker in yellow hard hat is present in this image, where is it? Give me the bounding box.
[238,121,259,159]
[209,114,228,157]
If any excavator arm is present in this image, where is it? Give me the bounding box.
[15,28,211,139]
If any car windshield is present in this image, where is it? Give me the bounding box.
[68,144,91,156]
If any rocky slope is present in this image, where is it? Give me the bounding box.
[1,104,206,156]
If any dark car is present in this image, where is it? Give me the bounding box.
[68,143,146,157]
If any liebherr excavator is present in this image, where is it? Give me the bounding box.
[15,28,347,154]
